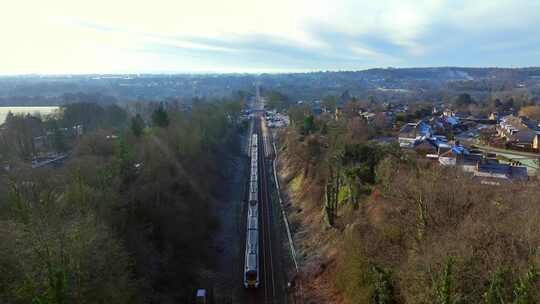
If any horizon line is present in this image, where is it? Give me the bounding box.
[1,65,540,77]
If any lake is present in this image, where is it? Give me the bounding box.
[0,106,59,124]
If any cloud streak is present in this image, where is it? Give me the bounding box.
[0,0,539,74]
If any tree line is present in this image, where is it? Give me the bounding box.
[0,97,244,303]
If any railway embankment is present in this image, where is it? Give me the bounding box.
[274,130,345,304]
[274,123,540,303]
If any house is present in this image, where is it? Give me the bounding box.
[438,145,472,166]
[497,115,540,151]
[442,109,455,117]
[398,121,431,148]
[473,163,528,183]
[509,131,539,150]
[498,115,538,137]
[438,145,528,182]
[445,116,460,128]
[428,136,452,154]
[430,116,453,135]
[359,111,376,122]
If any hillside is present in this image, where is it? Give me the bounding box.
[276,116,540,303]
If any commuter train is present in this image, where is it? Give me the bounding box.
[244,133,260,288]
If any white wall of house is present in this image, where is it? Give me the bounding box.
[398,137,418,148]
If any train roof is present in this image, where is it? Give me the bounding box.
[248,216,257,229]
[248,205,258,217]
[246,252,257,270]
[248,229,258,243]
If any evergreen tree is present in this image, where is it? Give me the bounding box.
[152,104,169,128]
[130,114,145,137]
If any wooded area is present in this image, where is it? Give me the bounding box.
[0,98,243,303]
[278,104,540,304]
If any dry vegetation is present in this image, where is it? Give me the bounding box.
[278,111,540,304]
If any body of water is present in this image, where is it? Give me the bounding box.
[0,106,59,124]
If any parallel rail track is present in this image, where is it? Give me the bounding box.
[244,114,282,304]
[258,115,277,303]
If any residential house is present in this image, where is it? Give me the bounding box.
[489,112,499,121]
[438,146,528,182]
[428,136,452,154]
[429,116,453,135]
[442,109,455,117]
[510,131,538,149]
[473,163,528,183]
[438,145,473,166]
[359,110,376,122]
[398,121,431,148]
[497,115,540,151]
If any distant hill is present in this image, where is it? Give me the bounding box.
[1,67,539,105]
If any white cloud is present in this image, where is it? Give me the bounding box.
[0,0,539,73]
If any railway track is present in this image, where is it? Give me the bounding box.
[243,114,284,304]
[258,116,277,303]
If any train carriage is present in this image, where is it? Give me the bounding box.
[244,132,260,288]
[244,228,259,288]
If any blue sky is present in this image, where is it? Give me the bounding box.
[1,0,539,74]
